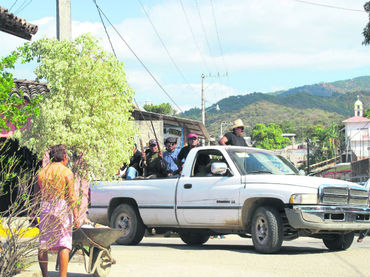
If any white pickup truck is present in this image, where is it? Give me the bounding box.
[88,146,370,253]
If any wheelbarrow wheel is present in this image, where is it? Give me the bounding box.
[92,248,112,277]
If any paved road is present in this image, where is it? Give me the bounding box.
[21,235,370,277]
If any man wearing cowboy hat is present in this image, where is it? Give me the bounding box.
[219,119,248,146]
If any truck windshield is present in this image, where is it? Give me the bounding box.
[227,149,299,175]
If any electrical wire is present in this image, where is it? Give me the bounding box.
[291,0,365,13]
[94,2,184,113]
[14,0,32,14]
[178,0,211,74]
[93,0,117,57]
[209,0,228,76]
[208,0,231,105]
[194,0,219,72]
[9,0,19,11]
[93,1,161,141]
[136,0,199,96]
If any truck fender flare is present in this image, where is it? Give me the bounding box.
[108,197,142,223]
[241,197,285,232]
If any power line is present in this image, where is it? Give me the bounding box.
[93,2,184,113]
[93,0,117,57]
[291,0,365,13]
[209,0,228,76]
[14,0,32,14]
[178,0,211,74]
[93,1,167,140]
[194,0,219,72]
[136,0,199,96]
[9,0,19,11]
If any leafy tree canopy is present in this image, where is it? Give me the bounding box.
[307,123,339,165]
[364,2,370,45]
[16,34,136,180]
[0,52,40,131]
[143,103,177,115]
[365,106,370,118]
[251,123,290,150]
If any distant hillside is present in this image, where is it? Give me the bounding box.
[278,76,370,97]
[179,76,370,140]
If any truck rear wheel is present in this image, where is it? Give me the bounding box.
[179,232,209,246]
[322,232,354,251]
[110,204,145,245]
[251,206,283,253]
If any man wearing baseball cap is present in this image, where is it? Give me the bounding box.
[140,139,167,178]
[177,133,199,171]
[219,119,247,146]
[163,137,180,176]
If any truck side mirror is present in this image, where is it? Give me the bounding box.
[211,162,229,176]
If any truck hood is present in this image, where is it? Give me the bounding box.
[244,174,361,190]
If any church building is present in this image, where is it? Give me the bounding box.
[342,96,370,161]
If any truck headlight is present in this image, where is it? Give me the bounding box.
[289,193,318,204]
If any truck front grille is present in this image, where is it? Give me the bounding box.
[319,184,369,207]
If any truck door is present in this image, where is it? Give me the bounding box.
[176,149,242,226]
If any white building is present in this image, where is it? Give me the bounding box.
[342,96,370,161]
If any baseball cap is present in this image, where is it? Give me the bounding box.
[149,139,157,146]
[165,137,177,144]
[188,133,198,139]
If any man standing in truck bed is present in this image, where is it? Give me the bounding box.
[219,119,247,146]
[163,137,180,176]
[140,139,167,178]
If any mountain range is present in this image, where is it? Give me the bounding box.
[179,76,370,139]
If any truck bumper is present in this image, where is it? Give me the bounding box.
[285,205,370,230]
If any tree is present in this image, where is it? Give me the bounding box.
[307,124,339,164]
[0,52,41,277]
[16,34,136,180]
[364,2,370,45]
[143,103,177,115]
[0,52,40,131]
[365,106,370,118]
[251,123,290,150]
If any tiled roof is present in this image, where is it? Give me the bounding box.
[0,6,38,40]
[342,116,370,123]
[11,79,49,101]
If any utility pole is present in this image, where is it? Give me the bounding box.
[56,0,71,41]
[201,73,205,126]
[201,72,227,128]
[306,138,310,175]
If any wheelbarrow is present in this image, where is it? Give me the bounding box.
[57,227,125,277]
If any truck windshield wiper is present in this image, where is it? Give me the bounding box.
[247,170,273,174]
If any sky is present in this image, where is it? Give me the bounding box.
[1,0,370,112]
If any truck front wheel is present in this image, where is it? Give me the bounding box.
[251,206,283,253]
[179,232,209,246]
[110,204,145,245]
[322,232,354,251]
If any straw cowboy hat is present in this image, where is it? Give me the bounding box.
[230,119,245,130]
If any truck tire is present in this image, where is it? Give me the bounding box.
[110,204,145,245]
[179,232,210,246]
[251,206,283,254]
[322,232,354,251]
